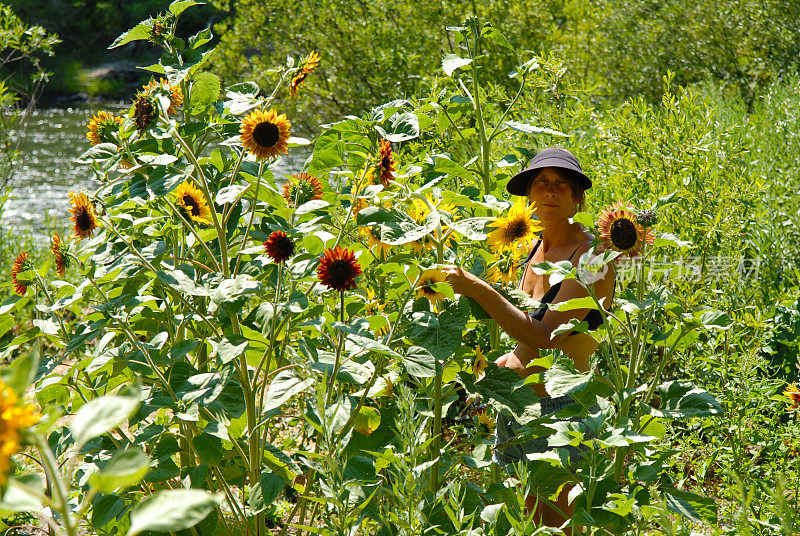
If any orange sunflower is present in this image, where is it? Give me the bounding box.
[10,252,33,296]
[317,247,362,292]
[68,191,98,240]
[374,139,396,187]
[282,172,323,206]
[240,108,291,160]
[597,201,655,257]
[51,233,70,278]
[784,383,800,409]
[86,111,123,146]
[142,78,184,115]
[264,231,295,263]
[289,50,321,99]
[0,379,40,486]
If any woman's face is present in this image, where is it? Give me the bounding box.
[526,167,579,222]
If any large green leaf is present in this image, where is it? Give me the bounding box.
[648,381,722,419]
[128,489,222,535]
[264,370,314,411]
[442,53,473,76]
[249,472,285,515]
[407,298,468,361]
[71,392,140,448]
[0,474,44,513]
[663,488,717,524]
[458,364,537,422]
[89,448,151,493]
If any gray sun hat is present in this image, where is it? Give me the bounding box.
[506,147,592,196]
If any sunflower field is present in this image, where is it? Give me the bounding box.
[1,2,800,536]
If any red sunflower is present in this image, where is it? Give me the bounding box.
[51,233,70,278]
[317,247,362,292]
[375,139,396,187]
[264,231,295,263]
[11,252,33,296]
[597,201,654,258]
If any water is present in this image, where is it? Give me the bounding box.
[4,103,307,236]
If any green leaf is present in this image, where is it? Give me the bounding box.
[249,472,285,515]
[402,346,437,378]
[71,392,140,448]
[218,335,248,364]
[264,370,314,411]
[374,112,420,142]
[76,143,119,164]
[0,352,38,396]
[481,27,514,51]
[407,298,468,361]
[89,448,151,493]
[662,488,717,524]
[0,474,44,513]
[697,309,733,331]
[442,53,473,76]
[109,23,151,49]
[169,0,200,17]
[352,406,381,435]
[448,217,492,240]
[649,381,722,419]
[654,233,693,249]
[216,184,248,205]
[189,72,221,114]
[458,364,537,422]
[128,489,222,536]
[547,296,602,312]
[209,275,260,314]
[504,121,568,137]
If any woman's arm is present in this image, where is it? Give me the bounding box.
[440,254,614,351]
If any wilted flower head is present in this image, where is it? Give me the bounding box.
[636,209,658,228]
[289,50,321,99]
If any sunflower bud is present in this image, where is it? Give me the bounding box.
[636,209,658,228]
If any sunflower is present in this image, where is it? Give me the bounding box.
[263,230,295,263]
[476,409,496,431]
[86,111,123,146]
[0,379,39,486]
[408,196,456,254]
[486,246,523,286]
[417,268,449,307]
[240,108,291,160]
[10,252,33,297]
[282,172,324,206]
[142,78,184,115]
[317,247,362,292]
[51,233,70,278]
[372,139,396,188]
[289,50,321,99]
[68,191,99,240]
[784,383,800,409]
[174,181,212,225]
[487,198,541,253]
[597,201,655,257]
[472,347,488,379]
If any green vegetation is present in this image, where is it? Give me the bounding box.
[1,1,800,535]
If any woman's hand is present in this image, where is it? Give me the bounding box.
[495,352,535,378]
[439,265,483,298]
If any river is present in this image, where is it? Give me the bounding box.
[5,103,306,236]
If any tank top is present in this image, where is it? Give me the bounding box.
[523,240,606,334]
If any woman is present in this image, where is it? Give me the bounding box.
[441,147,615,532]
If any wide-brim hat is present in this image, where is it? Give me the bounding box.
[506,147,591,196]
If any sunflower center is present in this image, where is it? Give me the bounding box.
[421,279,436,295]
[183,195,201,216]
[276,236,294,256]
[609,218,638,251]
[329,260,355,284]
[252,122,280,148]
[76,208,93,231]
[504,219,529,242]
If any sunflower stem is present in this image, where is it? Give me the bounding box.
[234,159,265,274]
[326,292,346,406]
[468,28,492,196]
[429,358,443,492]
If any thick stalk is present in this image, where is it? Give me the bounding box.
[326,292,346,405]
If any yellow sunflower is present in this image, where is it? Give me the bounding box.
[472,347,488,379]
[51,233,70,278]
[487,198,541,253]
[417,268,449,308]
[240,108,291,160]
[477,409,496,431]
[364,287,389,337]
[360,226,391,259]
[86,111,123,146]
[142,78,184,115]
[0,379,39,486]
[486,245,523,286]
[289,50,321,99]
[174,181,212,225]
[597,201,654,258]
[68,191,99,240]
[407,196,456,254]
